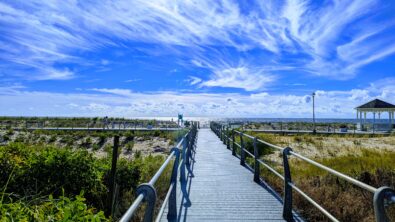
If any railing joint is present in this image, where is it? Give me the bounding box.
[136,183,157,222]
[374,186,395,222]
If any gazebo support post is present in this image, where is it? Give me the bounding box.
[373,112,376,133]
[360,111,363,129]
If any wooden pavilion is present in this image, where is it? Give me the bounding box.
[355,99,395,131]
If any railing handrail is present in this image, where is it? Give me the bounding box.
[234,129,377,193]
[120,122,198,222]
[234,130,284,151]
[233,127,378,191]
[210,121,395,222]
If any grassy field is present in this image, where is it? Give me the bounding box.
[238,131,395,221]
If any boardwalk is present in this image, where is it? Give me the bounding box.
[160,129,302,221]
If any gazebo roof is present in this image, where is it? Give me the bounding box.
[356,99,395,109]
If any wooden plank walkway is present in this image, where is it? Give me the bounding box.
[160,129,303,221]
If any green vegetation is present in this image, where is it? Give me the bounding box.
[0,117,190,221]
[0,128,182,155]
[0,116,178,129]
[1,192,107,222]
[0,142,170,221]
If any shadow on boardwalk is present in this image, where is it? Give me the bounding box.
[161,129,303,222]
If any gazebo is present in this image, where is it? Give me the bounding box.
[355,99,395,131]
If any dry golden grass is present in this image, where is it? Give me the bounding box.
[242,132,395,222]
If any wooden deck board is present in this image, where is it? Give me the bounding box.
[160,129,303,222]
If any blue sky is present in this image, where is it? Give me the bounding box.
[1,0,395,118]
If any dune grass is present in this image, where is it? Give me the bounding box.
[228,129,395,221]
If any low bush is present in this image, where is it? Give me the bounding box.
[0,142,169,221]
[0,143,107,209]
[125,141,134,153]
[0,192,108,222]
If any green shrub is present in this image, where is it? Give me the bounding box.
[5,129,13,136]
[14,135,25,143]
[81,137,92,148]
[0,135,173,220]
[134,150,142,159]
[0,193,108,221]
[125,142,134,153]
[92,144,101,151]
[104,145,112,154]
[48,135,57,143]
[1,135,10,142]
[0,143,107,209]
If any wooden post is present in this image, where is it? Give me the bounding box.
[107,136,119,217]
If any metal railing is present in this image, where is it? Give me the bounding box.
[210,122,395,222]
[120,123,198,222]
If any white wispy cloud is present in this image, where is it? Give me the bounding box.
[1,0,394,82]
[281,0,394,78]
[201,66,275,91]
[125,79,141,83]
[90,88,134,97]
[188,76,202,85]
[188,55,278,91]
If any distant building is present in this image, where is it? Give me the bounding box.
[355,99,395,132]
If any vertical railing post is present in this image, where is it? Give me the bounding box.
[167,148,180,220]
[253,137,260,183]
[373,186,395,222]
[220,126,222,141]
[282,147,294,222]
[180,135,187,183]
[232,130,236,156]
[239,133,245,166]
[223,126,227,145]
[226,126,231,150]
[186,131,192,166]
